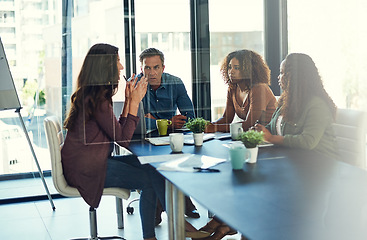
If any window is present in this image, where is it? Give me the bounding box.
[0,1,60,181]
[0,0,127,200]
[208,0,265,121]
[71,0,126,101]
[287,0,367,112]
[135,0,192,96]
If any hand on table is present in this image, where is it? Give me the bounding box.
[170,115,187,129]
[204,122,216,133]
[254,123,284,144]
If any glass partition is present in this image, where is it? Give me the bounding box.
[208,0,265,121]
[0,0,127,200]
[287,0,367,112]
[71,0,127,101]
[135,0,192,96]
[0,0,61,178]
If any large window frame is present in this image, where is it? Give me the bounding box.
[122,0,283,121]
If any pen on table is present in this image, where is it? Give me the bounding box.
[183,112,189,121]
[250,120,259,130]
[193,167,220,173]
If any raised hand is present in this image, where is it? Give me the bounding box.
[123,74,148,117]
[130,75,148,104]
[125,74,148,103]
[125,73,135,99]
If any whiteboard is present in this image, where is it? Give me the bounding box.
[0,37,21,111]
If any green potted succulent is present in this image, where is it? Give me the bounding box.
[184,117,209,146]
[237,130,264,163]
[185,117,209,133]
[238,130,264,148]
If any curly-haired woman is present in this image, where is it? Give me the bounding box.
[205,49,276,133]
[255,53,338,158]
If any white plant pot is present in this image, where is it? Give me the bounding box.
[246,146,259,163]
[193,132,204,146]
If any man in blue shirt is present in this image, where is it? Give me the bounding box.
[137,48,200,223]
[137,48,195,132]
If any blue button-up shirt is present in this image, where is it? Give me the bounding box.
[137,72,195,131]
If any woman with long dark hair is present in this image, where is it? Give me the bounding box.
[62,43,209,240]
[256,53,337,158]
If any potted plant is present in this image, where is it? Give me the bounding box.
[184,117,209,146]
[237,130,264,163]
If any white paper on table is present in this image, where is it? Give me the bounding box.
[156,154,226,172]
[145,133,216,146]
[145,136,170,146]
[182,133,216,145]
[138,153,192,164]
[222,141,274,149]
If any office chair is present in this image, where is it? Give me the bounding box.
[44,116,130,240]
[332,108,367,169]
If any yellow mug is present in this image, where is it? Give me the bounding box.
[156,119,172,136]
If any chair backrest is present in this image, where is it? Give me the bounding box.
[44,116,80,197]
[332,108,367,169]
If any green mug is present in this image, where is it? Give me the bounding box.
[229,143,250,170]
[156,119,172,136]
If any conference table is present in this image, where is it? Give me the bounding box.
[128,136,367,240]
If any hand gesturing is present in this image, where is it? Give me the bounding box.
[125,74,148,104]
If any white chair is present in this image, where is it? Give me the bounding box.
[44,116,130,240]
[332,108,367,169]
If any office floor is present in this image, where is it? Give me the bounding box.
[0,182,243,240]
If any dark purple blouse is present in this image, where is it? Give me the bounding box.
[61,99,138,208]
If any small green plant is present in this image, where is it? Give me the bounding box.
[22,80,46,106]
[184,117,209,133]
[238,130,264,148]
[35,89,46,106]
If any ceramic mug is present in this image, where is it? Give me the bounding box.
[156,119,172,136]
[229,143,251,170]
[230,122,243,140]
[169,133,184,152]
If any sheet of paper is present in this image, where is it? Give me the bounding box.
[156,154,226,172]
[182,133,215,145]
[145,136,170,146]
[222,141,274,148]
[138,153,192,164]
[145,133,216,146]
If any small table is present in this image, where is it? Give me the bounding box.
[128,138,367,240]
